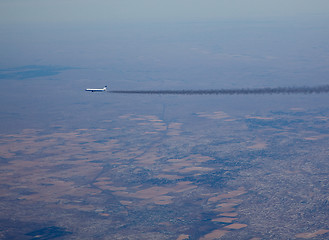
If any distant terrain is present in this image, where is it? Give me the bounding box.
[1,106,328,239]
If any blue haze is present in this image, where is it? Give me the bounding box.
[0,1,329,239]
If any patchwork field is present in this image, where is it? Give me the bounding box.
[0,109,328,239]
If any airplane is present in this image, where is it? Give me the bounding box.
[85,86,107,92]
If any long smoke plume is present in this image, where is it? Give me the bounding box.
[109,85,329,95]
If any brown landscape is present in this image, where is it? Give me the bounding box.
[0,109,328,239]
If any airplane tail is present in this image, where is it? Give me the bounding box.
[104,85,108,91]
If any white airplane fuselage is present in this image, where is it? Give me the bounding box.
[85,86,107,92]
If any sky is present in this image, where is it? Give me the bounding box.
[1,0,329,25]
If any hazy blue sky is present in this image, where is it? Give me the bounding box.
[1,0,329,24]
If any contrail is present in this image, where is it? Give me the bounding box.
[109,85,329,95]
